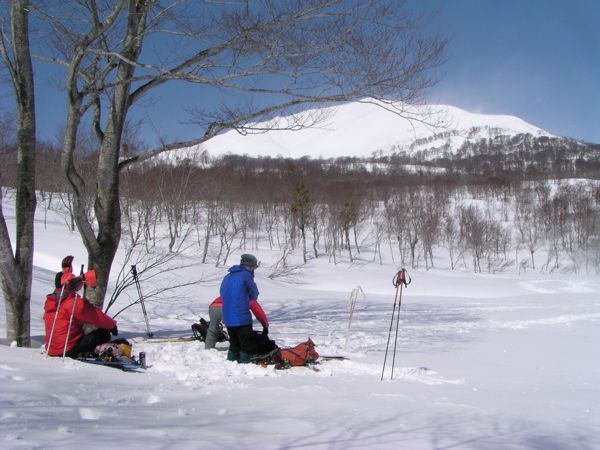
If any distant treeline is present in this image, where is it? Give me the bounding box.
[1,135,599,274]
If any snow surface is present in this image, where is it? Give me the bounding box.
[2,198,600,449]
[189,99,552,160]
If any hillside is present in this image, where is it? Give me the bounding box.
[188,99,553,159]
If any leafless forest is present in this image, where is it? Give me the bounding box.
[3,138,599,276]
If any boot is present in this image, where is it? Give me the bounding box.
[227,350,240,362]
[239,351,256,363]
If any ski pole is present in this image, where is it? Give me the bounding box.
[344,286,363,352]
[380,287,398,380]
[62,265,84,359]
[46,283,66,357]
[131,265,154,337]
[390,269,410,379]
[381,269,411,380]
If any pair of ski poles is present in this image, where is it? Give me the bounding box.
[131,265,154,338]
[46,265,86,359]
[381,268,411,381]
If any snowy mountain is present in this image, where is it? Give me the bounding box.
[182,99,553,160]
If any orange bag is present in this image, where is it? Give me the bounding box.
[277,338,319,368]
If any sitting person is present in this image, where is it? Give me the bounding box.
[220,254,271,362]
[44,256,118,358]
[205,295,268,350]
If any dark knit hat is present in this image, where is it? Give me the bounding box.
[240,254,258,268]
[62,255,74,268]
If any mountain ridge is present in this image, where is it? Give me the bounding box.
[183,99,554,160]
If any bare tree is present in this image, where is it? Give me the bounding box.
[32,0,445,308]
[0,0,36,346]
[443,215,463,270]
[514,187,542,270]
[418,192,444,270]
[459,205,487,273]
[371,209,388,265]
[290,181,311,263]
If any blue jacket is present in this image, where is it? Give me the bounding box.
[220,265,260,327]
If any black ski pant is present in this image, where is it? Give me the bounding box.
[227,324,257,357]
[65,328,112,358]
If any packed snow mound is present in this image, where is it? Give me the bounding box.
[186,99,551,160]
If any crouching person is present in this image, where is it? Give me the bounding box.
[44,256,118,358]
[205,296,225,350]
[220,254,270,363]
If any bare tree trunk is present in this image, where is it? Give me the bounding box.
[61,1,145,308]
[345,227,353,262]
[0,0,36,346]
[300,211,307,263]
[353,224,360,255]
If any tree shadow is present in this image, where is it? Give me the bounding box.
[266,298,485,353]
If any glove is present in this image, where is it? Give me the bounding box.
[110,325,118,336]
[67,276,83,292]
[262,327,268,335]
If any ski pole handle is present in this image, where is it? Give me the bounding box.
[393,269,411,288]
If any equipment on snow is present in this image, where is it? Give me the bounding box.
[141,318,230,344]
[95,338,133,358]
[250,338,319,369]
[139,352,146,369]
[45,283,66,357]
[381,268,411,381]
[191,317,229,343]
[320,355,349,361]
[131,265,154,337]
[77,338,145,371]
[77,356,144,372]
[144,336,198,343]
[345,286,365,351]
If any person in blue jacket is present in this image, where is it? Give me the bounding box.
[220,254,267,362]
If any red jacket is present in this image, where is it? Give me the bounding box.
[44,289,116,356]
[210,296,269,328]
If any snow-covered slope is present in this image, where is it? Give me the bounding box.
[2,192,600,449]
[188,99,552,160]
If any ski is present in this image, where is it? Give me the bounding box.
[142,337,199,344]
[320,355,349,361]
[77,358,145,372]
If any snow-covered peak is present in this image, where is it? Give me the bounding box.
[185,99,552,160]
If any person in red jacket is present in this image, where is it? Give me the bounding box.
[44,256,117,357]
[205,295,269,350]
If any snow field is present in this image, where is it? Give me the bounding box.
[1,192,600,449]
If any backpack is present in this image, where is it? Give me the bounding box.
[277,338,319,368]
[94,338,133,361]
[252,338,319,369]
[191,318,229,342]
[254,329,278,355]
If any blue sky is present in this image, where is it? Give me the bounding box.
[4,0,600,145]
[418,0,600,143]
